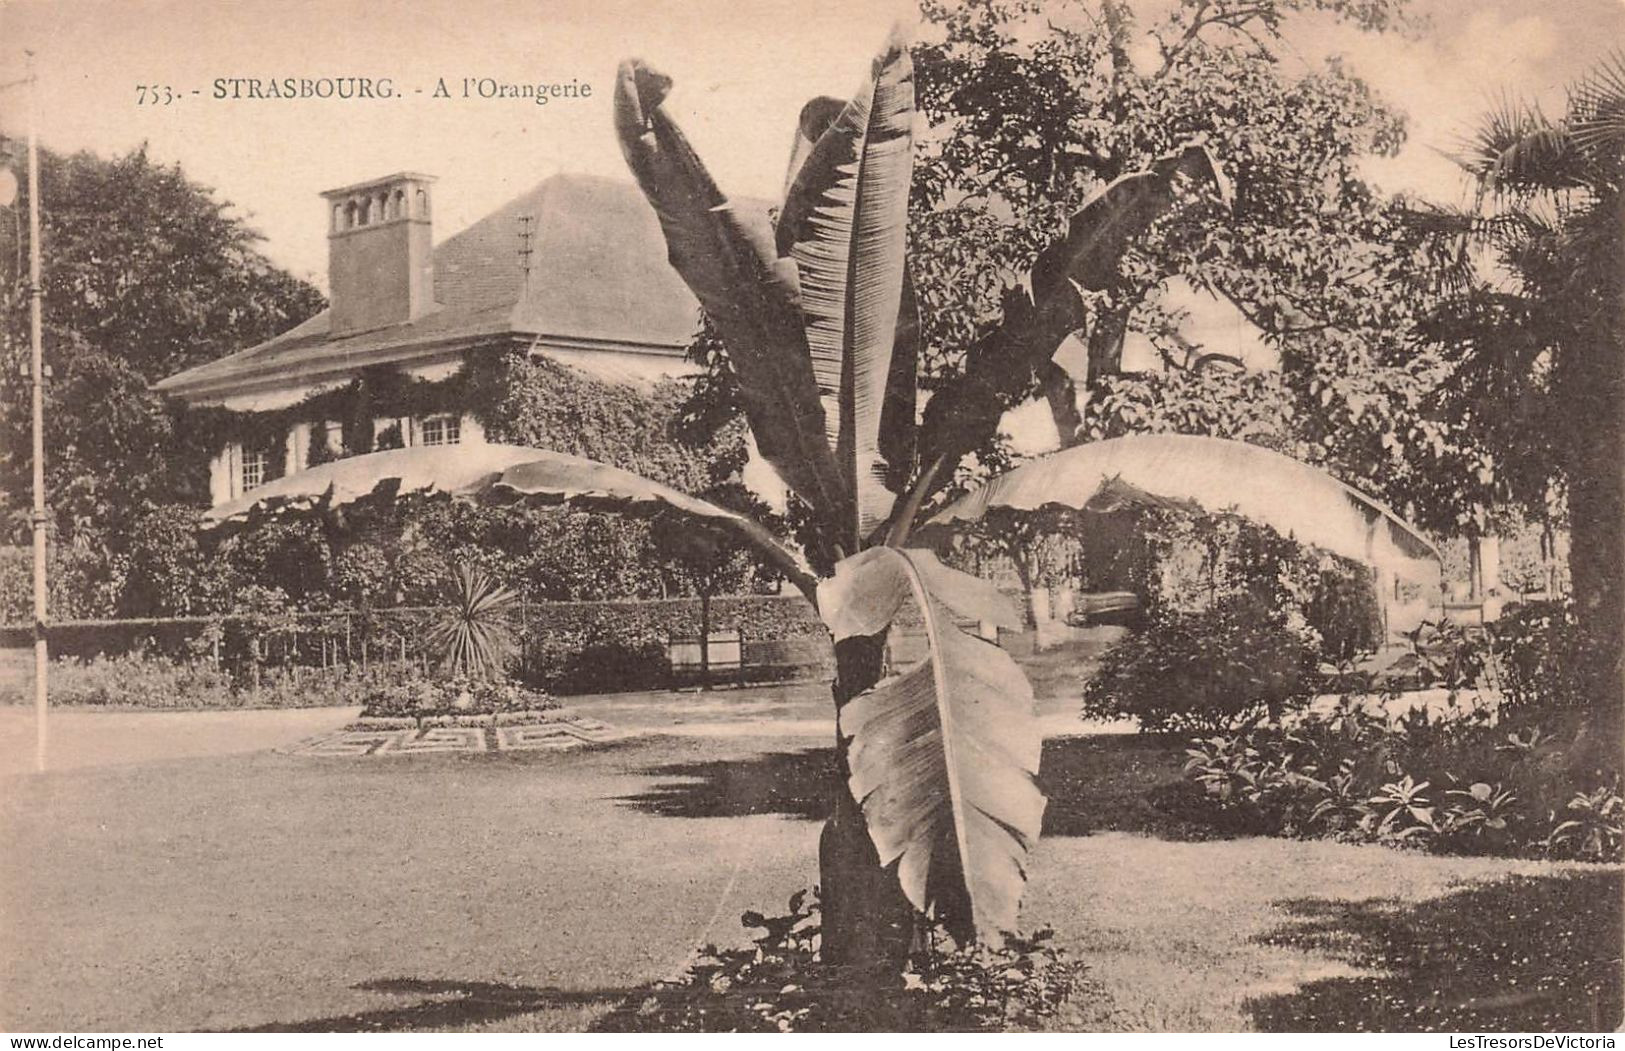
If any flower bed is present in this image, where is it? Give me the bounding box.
[353,677,559,728]
[1171,696,1623,861]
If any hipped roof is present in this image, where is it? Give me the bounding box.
[157,173,719,401]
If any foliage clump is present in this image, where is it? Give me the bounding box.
[1082,592,1320,733]
[0,654,408,710]
[356,677,555,721]
[601,889,1090,1033]
[1174,696,1622,862]
[1490,601,1592,713]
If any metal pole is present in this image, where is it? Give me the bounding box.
[25,52,47,773]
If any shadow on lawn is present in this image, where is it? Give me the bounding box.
[618,734,1220,840]
[618,747,835,819]
[1246,870,1624,1032]
[229,979,630,1033]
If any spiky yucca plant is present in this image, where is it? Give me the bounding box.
[426,562,519,681]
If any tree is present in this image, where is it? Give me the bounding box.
[216,31,1438,972]
[908,0,1410,432]
[1419,53,1625,701]
[903,0,1525,565]
[0,141,324,546]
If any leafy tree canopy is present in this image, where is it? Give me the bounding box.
[905,0,1501,538]
[0,141,326,542]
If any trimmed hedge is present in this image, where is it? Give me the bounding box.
[0,654,417,710]
[0,595,835,702]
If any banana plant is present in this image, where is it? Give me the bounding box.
[611,29,1436,959]
[213,30,1439,967]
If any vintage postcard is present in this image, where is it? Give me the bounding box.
[0,0,1620,1038]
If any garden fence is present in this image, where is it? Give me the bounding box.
[0,593,834,693]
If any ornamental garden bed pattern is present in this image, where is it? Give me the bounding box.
[282,675,630,756]
[283,713,625,757]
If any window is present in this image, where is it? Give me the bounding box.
[420,415,461,447]
[241,449,269,492]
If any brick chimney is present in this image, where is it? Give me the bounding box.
[320,173,436,335]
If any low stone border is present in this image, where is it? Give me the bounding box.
[279,714,625,757]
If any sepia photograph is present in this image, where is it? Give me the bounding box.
[0,0,1621,1037]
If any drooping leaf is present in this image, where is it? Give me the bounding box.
[613,60,847,526]
[916,143,1231,490]
[928,433,1440,581]
[204,443,552,522]
[777,31,916,544]
[826,547,1044,941]
[204,443,816,597]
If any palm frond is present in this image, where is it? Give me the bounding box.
[1456,93,1585,199]
[1570,49,1625,158]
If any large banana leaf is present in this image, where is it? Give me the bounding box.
[204,443,550,522]
[782,95,847,200]
[613,61,846,527]
[204,443,815,595]
[916,144,1231,490]
[928,433,1440,581]
[777,34,916,545]
[786,93,924,512]
[818,547,1042,941]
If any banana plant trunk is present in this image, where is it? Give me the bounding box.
[820,633,918,970]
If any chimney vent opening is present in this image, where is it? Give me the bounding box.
[320,172,438,335]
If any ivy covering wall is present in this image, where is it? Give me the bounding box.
[4,346,780,621]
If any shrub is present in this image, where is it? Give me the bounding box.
[1490,601,1587,710]
[18,653,236,708]
[1082,593,1319,733]
[601,889,1090,1032]
[1544,783,1624,861]
[1389,619,1489,690]
[1170,699,1623,862]
[517,621,673,695]
[0,653,421,710]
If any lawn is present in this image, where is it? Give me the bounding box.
[0,724,1618,1032]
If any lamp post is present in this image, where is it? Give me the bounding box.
[2,52,47,772]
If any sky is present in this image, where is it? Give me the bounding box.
[1,0,1621,431]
